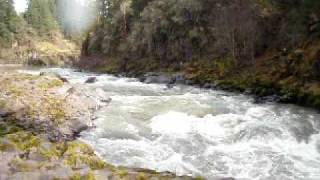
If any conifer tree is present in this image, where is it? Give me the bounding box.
[25,0,57,36]
[0,0,19,47]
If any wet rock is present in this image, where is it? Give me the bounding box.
[138,75,147,82]
[141,73,188,86]
[254,95,282,104]
[66,119,89,137]
[220,178,236,180]
[185,80,195,85]
[170,73,187,85]
[27,59,47,66]
[74,69,84,72]
[244,89,253,95]
[101,97,112,103]
[85,77,97,83]
[39,72,69,83]
[203,83,216,89]
[144,75,172,84]
[166,84,174,89]
[95,88,112,104]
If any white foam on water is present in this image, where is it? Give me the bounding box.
[17,68,320,180]
[150,111,235,139]
[90,107,320,179]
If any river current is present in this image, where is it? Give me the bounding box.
[15,67,320,180]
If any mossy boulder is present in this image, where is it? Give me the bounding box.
[0,73,99,142]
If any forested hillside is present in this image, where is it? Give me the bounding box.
[81,0,320,108]
[0,0,93,65]
[83,0,320,66]
[0,0,26,48]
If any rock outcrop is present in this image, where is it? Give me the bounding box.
[0,73,99,142]
[0,72,200,180]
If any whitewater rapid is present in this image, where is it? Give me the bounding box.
[19,68,320,180]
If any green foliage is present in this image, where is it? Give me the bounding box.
[25,0,58,36]
[0,0,21,47]
[267,0,320,47]
[86,0,259,65]
[84,0,320,70]
[131,0,152,19]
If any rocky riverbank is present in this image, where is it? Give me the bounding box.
[0,71,202,180]
[135,72,293,104]
[78,52,320,110]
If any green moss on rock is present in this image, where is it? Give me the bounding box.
[7,85,23,97]
[0,99,5,108]
[113,168,128,178]
[37,79,64,90]
[69,172,82,180]
[136,172,147,180]
[43,97,66,123]
[6,131,40,151]
[83,171,96,180]
[63,141,106,170]
[0,122,22,137]
[69,171,96,180]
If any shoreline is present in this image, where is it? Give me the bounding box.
[79,66,320,112]
[0,69,206,180]
[75,56,320,111]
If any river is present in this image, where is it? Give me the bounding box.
[13,67,320,180]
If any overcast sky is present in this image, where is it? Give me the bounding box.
[14,0,27,13]
[13,0,87,13]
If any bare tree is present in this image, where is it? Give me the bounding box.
[214,0,258,64]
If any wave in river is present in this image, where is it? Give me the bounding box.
[19,68,320,180]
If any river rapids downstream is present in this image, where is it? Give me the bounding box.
[14,68,320,180]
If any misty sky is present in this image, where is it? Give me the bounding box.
[13,0,86,13]
[14,0,27,13]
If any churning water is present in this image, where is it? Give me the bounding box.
[19,68,320,180]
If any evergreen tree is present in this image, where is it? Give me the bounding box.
[0,0,19,47]
[25,0,57,36]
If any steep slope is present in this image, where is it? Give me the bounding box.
[79,0,320,109]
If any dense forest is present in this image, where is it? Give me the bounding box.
[84,0,320,68]
[80,0,320,108]
[0,0,25,48]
